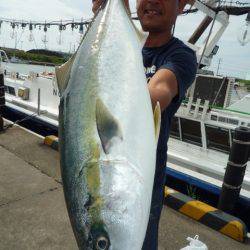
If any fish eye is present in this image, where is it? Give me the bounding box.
[96,236,109,250]
[89,222,110,250]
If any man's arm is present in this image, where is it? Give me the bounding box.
[149,47,197,112]
[92,0,130,14]
[148,69,178,111]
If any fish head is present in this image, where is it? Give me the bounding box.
[87,221,110,250]
[72,217,110,250]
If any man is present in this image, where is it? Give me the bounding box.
[92,0,197,249]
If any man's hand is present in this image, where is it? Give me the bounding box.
[148,69,178,111]
[92,0,130,14]
[92,0,104,14]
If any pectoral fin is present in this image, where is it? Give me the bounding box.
[55,53,76,95]
[154,102,161,142]
[96,98,123,154]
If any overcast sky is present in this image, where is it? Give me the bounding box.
[0,0,249,79]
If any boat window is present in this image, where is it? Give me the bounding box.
[4,86,8,92]
[206,124,230,153]
[228,118,238,126]
[180,118,202,146]
[218,116,227,123]
[211,115,217,121]
[8,86,16,96]
[0,86,4,96]
[170,116,180,139]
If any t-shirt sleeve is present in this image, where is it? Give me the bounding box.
[160,48,197,103]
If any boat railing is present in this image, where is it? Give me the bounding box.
[4,68,55,82]
[181,94,250,122]
[4,70,30,81]
[213,106,250,117]
[179,97,210,120]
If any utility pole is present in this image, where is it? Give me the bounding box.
[216,58,222,76]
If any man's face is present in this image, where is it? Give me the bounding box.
[137,0,180,33]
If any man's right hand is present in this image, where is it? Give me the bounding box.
[92,0,104,14]
[92,0,130,14]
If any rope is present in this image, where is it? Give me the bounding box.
[3,111,39,131]
[211,77,227,107]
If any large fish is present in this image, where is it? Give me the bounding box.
[56,0,160,249]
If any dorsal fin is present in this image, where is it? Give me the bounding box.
[96,98,123,154]
[154,102,161,142]
[55,53,76,95]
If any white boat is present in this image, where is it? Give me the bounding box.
[3,70,59,127]
[0,49,59,128]
[10,56,27,64]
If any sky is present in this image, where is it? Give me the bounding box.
[0,0,249,79]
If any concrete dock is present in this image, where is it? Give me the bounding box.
[0,123,249,250]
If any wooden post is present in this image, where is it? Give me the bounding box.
[188,16,213,44]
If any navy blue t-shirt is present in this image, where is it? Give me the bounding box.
[142,37,197,168]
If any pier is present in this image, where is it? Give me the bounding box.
[0,121,249,249]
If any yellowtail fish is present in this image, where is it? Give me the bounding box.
[56,0,160,249]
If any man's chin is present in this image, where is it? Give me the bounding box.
[141,24,161,33]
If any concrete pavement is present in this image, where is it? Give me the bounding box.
[0,124,249,249]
